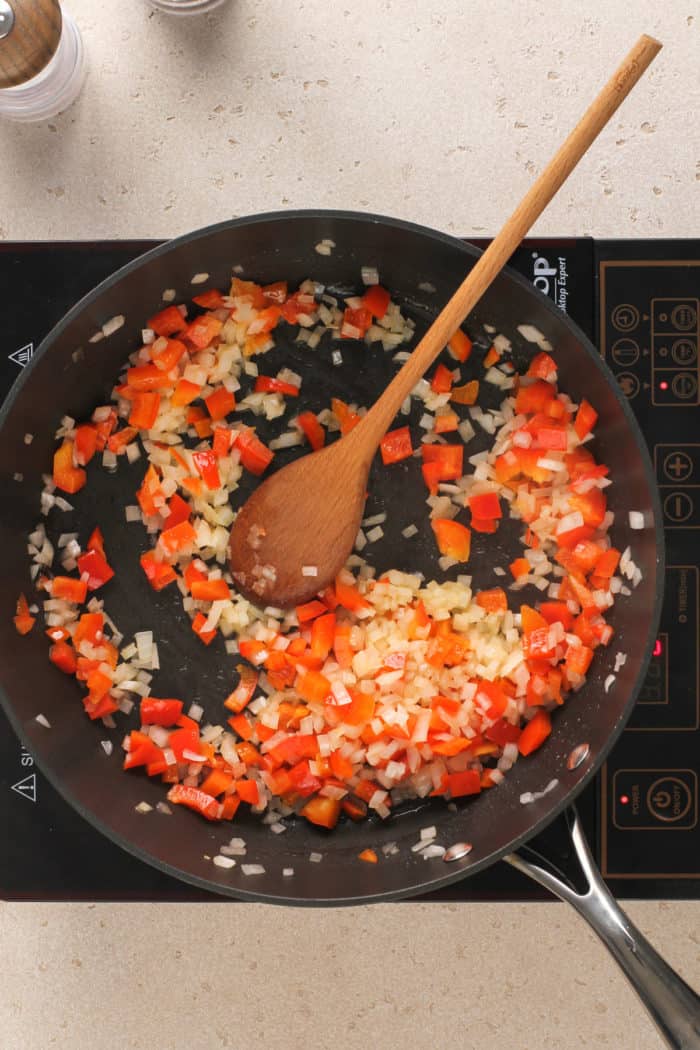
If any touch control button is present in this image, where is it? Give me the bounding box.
[611,304,640,331]
[611,338,640,366]
[612,769,697,830]
[647,777,693,823]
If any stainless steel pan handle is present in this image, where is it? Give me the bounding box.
[505,809,700,1050]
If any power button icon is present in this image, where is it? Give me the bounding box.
[647,776,693,823]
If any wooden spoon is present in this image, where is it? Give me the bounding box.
[229,34,661,609]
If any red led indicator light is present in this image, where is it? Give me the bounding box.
[660,381,669,391]
[653,638,663,657]
[620,795,630,805]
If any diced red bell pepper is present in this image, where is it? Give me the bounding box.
[13,593,35,636]
[140,550,177,591]
[205,387,236,420]
[136,464,165,517]
[468,491,502,520]
[362,283,391,318]
[421,461,442,496]
[329,750,354,780]
[532,420,568,451]
[199,768,235,797]
[527,352,557,381]
[539,602,574,630]
[158,519,197,555]
[53,439,86,494]
[254,376,299,397]
[49,640,77,674]
[331,398,361,436]
[515,380,556,415]
[297,670,332,704]
[51,576,88,604]
[238,639,268,665]
[450,380,479,405]
[191,578,230,601]
[171,378,202,407]
[77,549,114,591]
[380,426,413,465]
[236,779,260,805]
[574,398,598,440]
[84,693,119,721]
[295,599,327,622]
[192,288,225,309]
[262,281,288,304]
[234,428,274,476]
[126,364,174,392]
[86,526,106,558]
[107,426,138,454]
[595,547,621,578]
[167,784,220,821]
[484,345,500,368]
[231,277,267,309]
[565,644,594,676]
[167,723,201,762]
[430,363,453,394]
[341,306,372,338]
[184,314,223,349]
[341,689,375,726]
[297,411,325,451]
[334,572,373,615]
[129,392,161,430]
[220,795,242,820]
[191,449,221,489]
[140,697,183,726]
[475,588,507,613]
[300,796,341,829]
[447,329,473,363]
[148,305,186,337]
[279,291,316,324]
[311,613,336,661]
[162,493,191,530]
[556,523,596,549]
[431,518,471,561]
[518,709,552,756]
[446,770,481,798]
[73,612,104,648]
[333,623,354,668]
[123,729,161,770]
[421,443,463,481]
[471,517,499,534]
[151,337,186,372]
[247,306,282,335]
[224,665,259,713]
[509,557,530,579]
[74,424,98,466]
[228,713,253,740]
[485,720,522,747]
[569,488,607,529]
[192,612,216,645]
[287,760,322,797]
[434,409,459,433]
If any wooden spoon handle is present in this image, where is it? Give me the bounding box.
[358,33,662,447]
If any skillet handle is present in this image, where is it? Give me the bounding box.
[505,809,700,1050]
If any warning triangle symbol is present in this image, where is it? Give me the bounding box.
[8,342,34,368]
[11,773,37,803]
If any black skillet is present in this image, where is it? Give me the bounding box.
[0,213,697,1046]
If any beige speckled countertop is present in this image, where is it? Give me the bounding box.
[1,2,698,1048]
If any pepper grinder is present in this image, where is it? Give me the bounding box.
[0,0,85,122]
